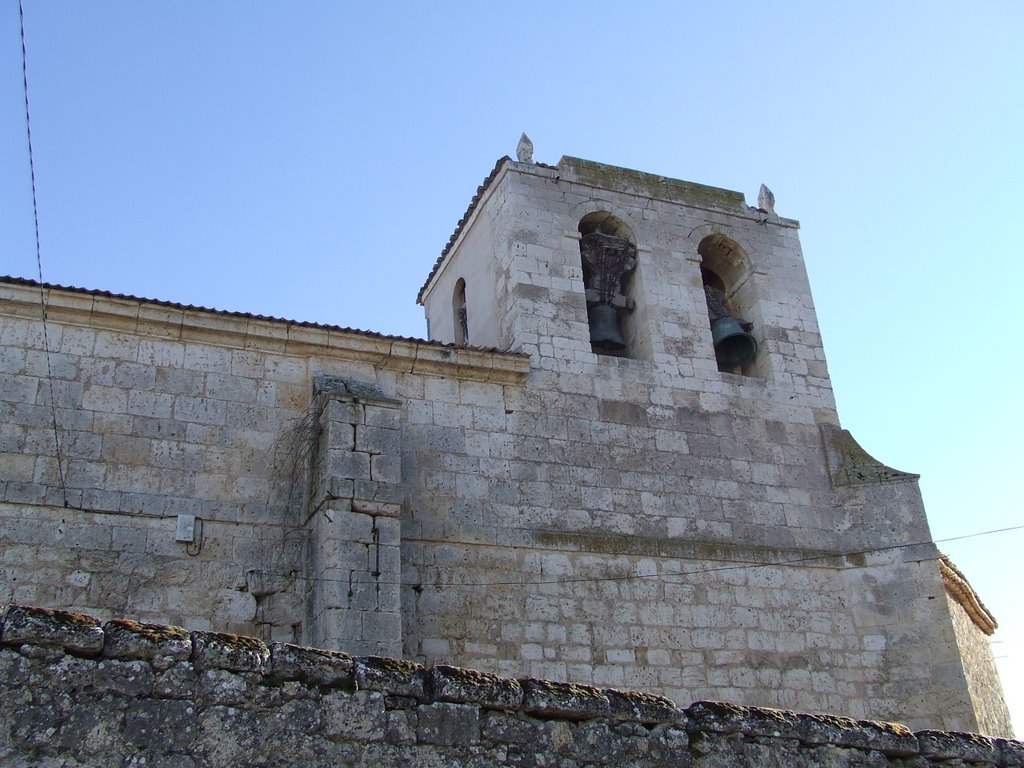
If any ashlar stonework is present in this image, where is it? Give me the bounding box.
[0,151,1014,738]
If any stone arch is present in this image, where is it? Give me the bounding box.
[576,211,640,357]
[697,233,759,374]
[577,210,636,242]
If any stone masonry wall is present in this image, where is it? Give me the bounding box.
[409,157,1012,733]
[946,592,1011,737]
[2,605,1021,768]
[0,276,1007,734]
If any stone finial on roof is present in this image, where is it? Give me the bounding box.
[757,183,775,214]
[517,132,534,163]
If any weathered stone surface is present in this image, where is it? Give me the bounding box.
[354,655,427,700]
[191,630,269,673]
[199,668,253,705]
[604,687,684,725]
[123,699,200,751]
[521,678,611,720]
[270,641,354,687]
[916,728,998,762]
[154,661,199,698]
[430,663,523,710]
[0,605,104,655]
[103,618,191,660]
[0,607,1021,766]
[94,658,156,696]
[687,701,920,757]
[323,689,386,741]
[997,737,1024,765]
[416,701,480,746]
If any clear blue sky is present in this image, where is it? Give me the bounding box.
[3,2,1022,730]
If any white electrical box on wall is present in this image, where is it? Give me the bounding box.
[175,514,196,543]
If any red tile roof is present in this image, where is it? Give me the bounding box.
[1,275,525,357]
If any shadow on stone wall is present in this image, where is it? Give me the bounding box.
[1,605,1020,767]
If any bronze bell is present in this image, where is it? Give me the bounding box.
[589,303,627,351]
[711,316,757,368]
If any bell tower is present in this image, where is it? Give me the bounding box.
[418,153,831,409]
[414,148,1012,735]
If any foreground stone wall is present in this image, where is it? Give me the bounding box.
[0,606,1020,768]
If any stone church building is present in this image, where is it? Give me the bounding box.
[0,150,1013,736]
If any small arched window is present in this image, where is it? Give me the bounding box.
[453,278,469,345]
[578,212,637,356]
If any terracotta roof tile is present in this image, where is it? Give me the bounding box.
[1,275,525,358]
[939,554,997,635]
[416,155,511,305]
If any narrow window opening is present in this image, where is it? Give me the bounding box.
[699,236,758,374]
[453,279,469,345]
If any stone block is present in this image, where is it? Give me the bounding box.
[355,424,400,455]
[326,421,355,450]
[81,384,129,413]
[359,612,403,653]
[353,479,403,505]
[191,630,269,673]
[603,688,684,724]
[416,701,480,746]
[183,344,232,373]
[205,373,258,403]
[430,664,523,710]
[138,339,185,367]
[102,618,191,660]
[325,398,362,425]
[326,450,370,480]
[370,453,402,484]
[322,690,385,741]
[354,656,426,700]
[916,729,996,762]
[269,642,353,687]
[94,658,155,696]
[199,667,252,705]
[0,605,103,655]
[363,403,401,429]
[173,396,226,425]
[521,678,611,720]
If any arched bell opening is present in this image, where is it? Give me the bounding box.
[578,212,637,357]
[698,235,758,374]
[453,278,469,345]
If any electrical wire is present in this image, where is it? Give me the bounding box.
[19,0,69,507]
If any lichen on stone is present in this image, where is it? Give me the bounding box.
[1,604,104,655]
[103,618,191,660]
[191,629,270,673]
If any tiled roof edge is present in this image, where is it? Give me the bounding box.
[939,555,998,635]
[416,155,512,305]
[0,275,528,360]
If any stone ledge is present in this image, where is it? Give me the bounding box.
[269,642,354,687]
[430,664,523,710]
[687,701,918,756]
[0,279,531,385]
[521,678,611,720]
[917,729,998,763]
[1,603,1021,765]
[102,618,191,661]
[0,605,104,656]
[191,630,271,673]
